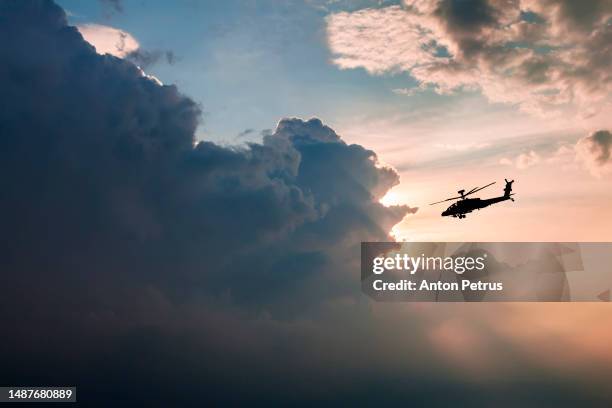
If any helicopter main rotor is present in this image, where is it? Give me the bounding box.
[429,181,495,205]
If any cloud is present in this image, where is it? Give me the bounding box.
[516,150,541,169]
[5,3,612,407]
[500,150,541,169]
[545,144,575,164]
[0,2,419,401]
[325,5,435,75]
[4,2,612,406]
[326,0,612,118]
[77,23,177,68]
[498,129,612,176]
[2,0,413,307]
[576,130,612,176]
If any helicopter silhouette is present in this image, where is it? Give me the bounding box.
[430,179,515,219]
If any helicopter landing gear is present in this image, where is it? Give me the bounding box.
[458,214,466,219]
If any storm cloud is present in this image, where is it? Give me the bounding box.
[0,0,414,306]
[0,2,421,403]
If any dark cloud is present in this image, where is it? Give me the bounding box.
[430,0,518,58]
[1,0,411,301]
[433,0,497,33]
[536,0,612,33]
[0,1,418,404]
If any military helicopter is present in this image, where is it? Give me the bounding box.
[430,179,515,219]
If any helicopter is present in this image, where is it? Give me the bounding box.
[430,179,515,219]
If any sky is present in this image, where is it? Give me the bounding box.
[2,1,612,406]
[57,0,612,242]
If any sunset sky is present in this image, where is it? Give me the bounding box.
[3,1,612,406]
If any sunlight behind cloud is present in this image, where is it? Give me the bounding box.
[77,23,139,58]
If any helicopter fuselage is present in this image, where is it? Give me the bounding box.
[442,195,512,218]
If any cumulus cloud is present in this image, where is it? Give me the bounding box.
[0,2,418,401]
[2,0,414,307]
[326,0,612,117]
[576,130,612,176]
